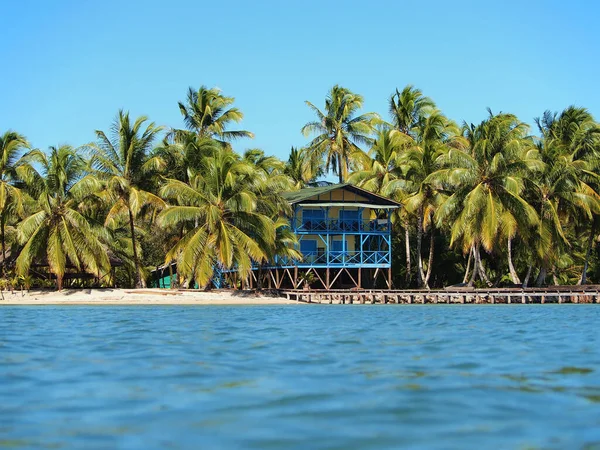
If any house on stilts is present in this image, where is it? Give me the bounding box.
[150,183,400,290]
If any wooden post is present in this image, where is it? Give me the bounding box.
[326,268,330,289]
[388,267,392,289]
[358,268,362,289]
[294,266,298,289]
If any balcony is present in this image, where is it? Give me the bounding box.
[294,218,390,234]
[272,251,390,267]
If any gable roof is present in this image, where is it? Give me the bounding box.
[281,183,400,208]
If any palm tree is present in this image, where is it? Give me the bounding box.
[242,149,295,212]
[0,131,29,273]
[284,147,320,189]
[242,149,285,175]
[301,85,379,183]
[401,111,460,287]
[532,107,600,285]
[432,111,541,286]
[389,85,435,135]
[91,110,165,288]
[15,146,109,290]
[174,85,254,145]
[145,135,220,183]
[348,127,413,283]
[157,151,276,287]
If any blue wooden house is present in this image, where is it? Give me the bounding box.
[273,183,400,289]
[151,183,399,290]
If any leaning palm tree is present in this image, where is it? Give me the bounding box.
[401,111,460,288]
[349,127,414,282]
[302,85,379,183]
[531,107,600,285]
[0,131,29,272]
[15,146,110,290]
[158,151,276,287]
[174,85,254,145]
[91,110,165,288]
[432,111,541,286]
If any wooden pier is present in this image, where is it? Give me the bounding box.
[281,286,600,304]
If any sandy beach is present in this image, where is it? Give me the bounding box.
[0,289,298,305]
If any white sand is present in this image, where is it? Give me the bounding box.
[0,288,299,305]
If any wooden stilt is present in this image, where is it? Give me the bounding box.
[326,268,330,289]
[358,268,362,289]
[388,267,392,289]
[294,266,298,289]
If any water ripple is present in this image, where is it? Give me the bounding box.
[1,305,600,449]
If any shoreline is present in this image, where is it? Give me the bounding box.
[0,289,298,306]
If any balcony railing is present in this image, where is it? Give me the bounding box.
[294,219,390,233]
[276,250,390,266]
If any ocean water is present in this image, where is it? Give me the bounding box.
[1,305,600,449]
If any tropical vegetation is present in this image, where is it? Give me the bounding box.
[1,83,599,290]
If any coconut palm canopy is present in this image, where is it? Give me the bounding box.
[2,84,599,289]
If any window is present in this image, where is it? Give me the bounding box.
[331,239,347,252]
[339,209,361,231]
[302,209,326,230]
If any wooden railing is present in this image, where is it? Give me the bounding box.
[281,286,600,304]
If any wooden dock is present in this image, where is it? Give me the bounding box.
[281,287,600,304]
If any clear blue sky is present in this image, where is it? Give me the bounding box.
[2,0,599,161]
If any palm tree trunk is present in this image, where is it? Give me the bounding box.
[57,273,63,291]
[416,207,426,287]
[128,208,143,288]
[522,264,533,288]
[257,265,263,291]
[463,247,473,284]
[468,245,478,287]
[0,215,5,277]
[424,230,434,288]
[535,266,547,287]
[475,245,493,287]
[507,237,521,284]
[404,223,411,284]
[580,219,597,285]
[337,156,345,183]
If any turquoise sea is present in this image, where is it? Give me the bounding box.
[1,305,600,449]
